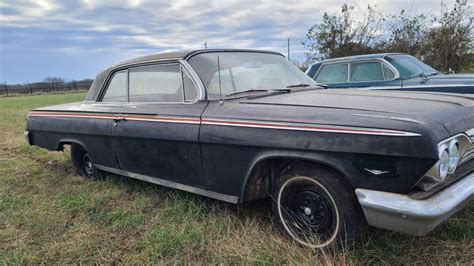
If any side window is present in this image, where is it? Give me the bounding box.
[181,67,198,102]
[382,64,395,80]
[315,63,348,83]
[102,70,127,102]
[129,64,183,102]
[350,61,384,81]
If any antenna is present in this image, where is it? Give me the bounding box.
[217,56,223,101]
[287,38,290,60]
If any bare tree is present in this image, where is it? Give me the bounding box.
[422,0,472,72]
[385,10,428,55]
[290,59,310,72]
[44,77,65,84]
[302,4,386,62]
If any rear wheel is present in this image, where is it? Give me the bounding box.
[271,164,365,249]
[71,144,101,179]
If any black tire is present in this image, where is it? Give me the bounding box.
[71,144,102,180]
[271,163,365,249]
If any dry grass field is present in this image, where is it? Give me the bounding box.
[0,92,473,264]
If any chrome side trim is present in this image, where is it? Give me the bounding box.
[28,112,201,124]
[358,83,474,90]
[355,173,474,236]
[28,111,421,137]
[95,165,239,204]
[352,113,425,124]
[202,118,421,137]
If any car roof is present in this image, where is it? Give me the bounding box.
[112,49,284,67]
[316,53,406,64]
[85,49,284,101]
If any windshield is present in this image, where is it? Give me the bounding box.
[188,52,318,99]
[385,54,437,78]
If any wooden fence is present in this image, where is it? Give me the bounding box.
[0,80,93,97]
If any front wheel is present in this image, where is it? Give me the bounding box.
[271,164,365,249]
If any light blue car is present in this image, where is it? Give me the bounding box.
[306,53,474,94]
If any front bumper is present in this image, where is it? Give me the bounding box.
[355,173,473,236]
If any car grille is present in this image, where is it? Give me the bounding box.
[460,144,474,166]
[461,130,474,165]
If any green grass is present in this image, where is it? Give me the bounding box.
[0,93,473,264]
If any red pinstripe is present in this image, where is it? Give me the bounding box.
[28,111,419,136]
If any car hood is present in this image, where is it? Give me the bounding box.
[239,89,474,136]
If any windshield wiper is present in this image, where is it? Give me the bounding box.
[424,71,439,77]
[408,71,439,80]
[286,83,311,88]
[226,89,290,97]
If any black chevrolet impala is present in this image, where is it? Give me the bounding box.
[25,49,474,248]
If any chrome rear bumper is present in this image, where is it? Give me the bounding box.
[24,130,32,145]
[355,173,473,236]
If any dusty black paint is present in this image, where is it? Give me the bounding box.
[26,49,474,203]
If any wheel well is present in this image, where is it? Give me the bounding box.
[242,157,352,202]
[57,140,85,152]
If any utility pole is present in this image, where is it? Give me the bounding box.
[287,38,290,61]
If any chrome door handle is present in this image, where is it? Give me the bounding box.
[113,117,126,126]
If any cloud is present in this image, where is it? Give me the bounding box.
[0,0,458,83]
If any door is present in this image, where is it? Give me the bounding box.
[102,62,208,189]
[346,61,399,89]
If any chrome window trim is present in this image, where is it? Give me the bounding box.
[179,59,205,101]
[380,58,401,79]
[183,49,284,61]
[126,68,130,102]
[97,57,183,101]
[95,59,204,105]
[100,69,129,103]
[347,59,398,82]
[313,58,400,85]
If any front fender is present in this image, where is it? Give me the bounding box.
[239,149,436,203]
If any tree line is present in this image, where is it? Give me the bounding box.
[0,77,93,96]
[302,0,473,72]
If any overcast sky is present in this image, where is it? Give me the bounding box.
[0,0,458,83]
